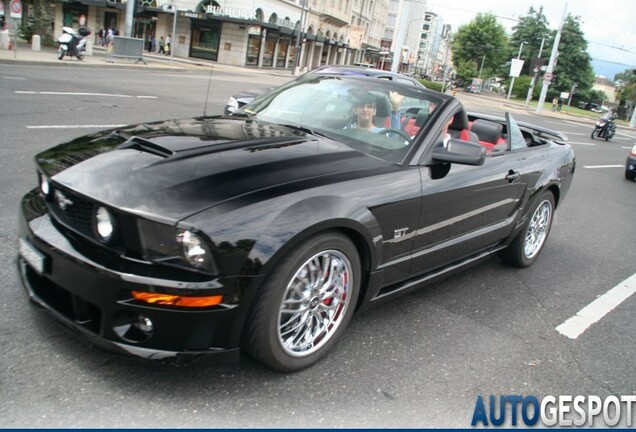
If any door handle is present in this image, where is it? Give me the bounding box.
[505,170,521,182]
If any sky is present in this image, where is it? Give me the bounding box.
[426,0,636,79]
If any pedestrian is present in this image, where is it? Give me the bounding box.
[551,97,558,111]
[165,34,171,55]
[158,36,165,54]
[150,35,157,53]
[557,98,563,112]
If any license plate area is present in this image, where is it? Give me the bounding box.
[19,238,46,275]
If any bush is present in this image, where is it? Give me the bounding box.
[419,79,443,92]
[18,22,34,43]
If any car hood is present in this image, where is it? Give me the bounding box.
[36,117,387,221]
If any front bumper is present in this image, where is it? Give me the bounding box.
[626,154,636,176]
[16,190,252,363]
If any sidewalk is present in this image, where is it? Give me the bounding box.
[0,41,295,77]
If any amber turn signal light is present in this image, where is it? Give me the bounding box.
[132,291,223,307]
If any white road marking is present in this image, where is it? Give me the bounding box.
[27,125,126,129]
[15,91,157,99]
[564,131,586,136]
[582,165,623,169]
[568,141,596,146]
[556,274,636,339]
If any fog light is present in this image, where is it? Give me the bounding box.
[112,312,154,343]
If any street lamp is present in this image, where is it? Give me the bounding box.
[506,41,526,100]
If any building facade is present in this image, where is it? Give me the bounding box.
[49,0,361,71]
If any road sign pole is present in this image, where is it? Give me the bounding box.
[536,3,567,114]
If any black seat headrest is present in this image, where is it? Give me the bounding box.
[449,110,470,131]
[471,119,503,143]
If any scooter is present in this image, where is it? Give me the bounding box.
[591,113,616,141]
[57,26,90,60]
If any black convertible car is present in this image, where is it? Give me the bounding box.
[17,73,575,372]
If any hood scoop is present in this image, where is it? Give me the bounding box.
[118,137,175,158]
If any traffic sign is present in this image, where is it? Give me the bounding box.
[9,0,22,19]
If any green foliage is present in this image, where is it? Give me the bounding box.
[507,75,534,99]
[454,59,481,85]
[508,7,551,76]
[548,15,595,98]
[18,22,34,43]
[615,69,636,103]
[451,13,508,80]
[419,79,443,92]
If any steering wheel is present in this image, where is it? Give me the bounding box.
[376,128,412,145]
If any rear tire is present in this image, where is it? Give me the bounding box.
[502,191,555,268]
[243,232,360,372]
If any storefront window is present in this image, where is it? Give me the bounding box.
[262,32,277,67]
[62,4,88,28]
[276,36,291,68]
[246,34,261,66]
[190,20,221,61]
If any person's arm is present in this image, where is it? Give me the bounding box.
[389,91,403,129]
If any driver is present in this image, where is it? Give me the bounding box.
[350,91,403,132]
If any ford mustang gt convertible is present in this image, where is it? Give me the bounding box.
[17,73,575,372]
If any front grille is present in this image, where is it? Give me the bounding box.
[49,187,96,238]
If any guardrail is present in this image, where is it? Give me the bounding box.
[107,36,147,64]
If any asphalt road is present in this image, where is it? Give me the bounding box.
[1,64,635,428]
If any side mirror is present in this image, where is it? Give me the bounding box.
[431,139,486,166]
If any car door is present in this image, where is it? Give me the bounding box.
[408,115,527,277]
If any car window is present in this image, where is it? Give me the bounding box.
[246,76,446,164]
[506,113,527,151]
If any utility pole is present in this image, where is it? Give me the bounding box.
[524,37,546,108]
[536,3,568,114]
[293,0,307,75]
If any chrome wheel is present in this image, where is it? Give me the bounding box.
[278,250,352,357]
[524,199,552,259]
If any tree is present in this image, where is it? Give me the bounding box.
[548,15,595,100]
[508,7,551,76]
[451,13,508,82]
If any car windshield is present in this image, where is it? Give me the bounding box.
[242,75,446,163]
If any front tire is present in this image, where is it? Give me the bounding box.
[244,232,360,372]
[57,48,65,60]
[502,191,555,268]
[626,170,636,181]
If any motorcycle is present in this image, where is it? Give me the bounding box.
[57,26,91,60]
[591,112,617,141]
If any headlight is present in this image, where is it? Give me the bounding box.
[631,144,636,156]
[39,175,50,197]
[177,229,214,271]
[226,96,239,110]
[95,206,115,242]
[138,219,218,274]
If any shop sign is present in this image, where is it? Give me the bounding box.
[206,6,255,20]
[180,11,203,19]
[247,25,261,36]
[277,18,294,29]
